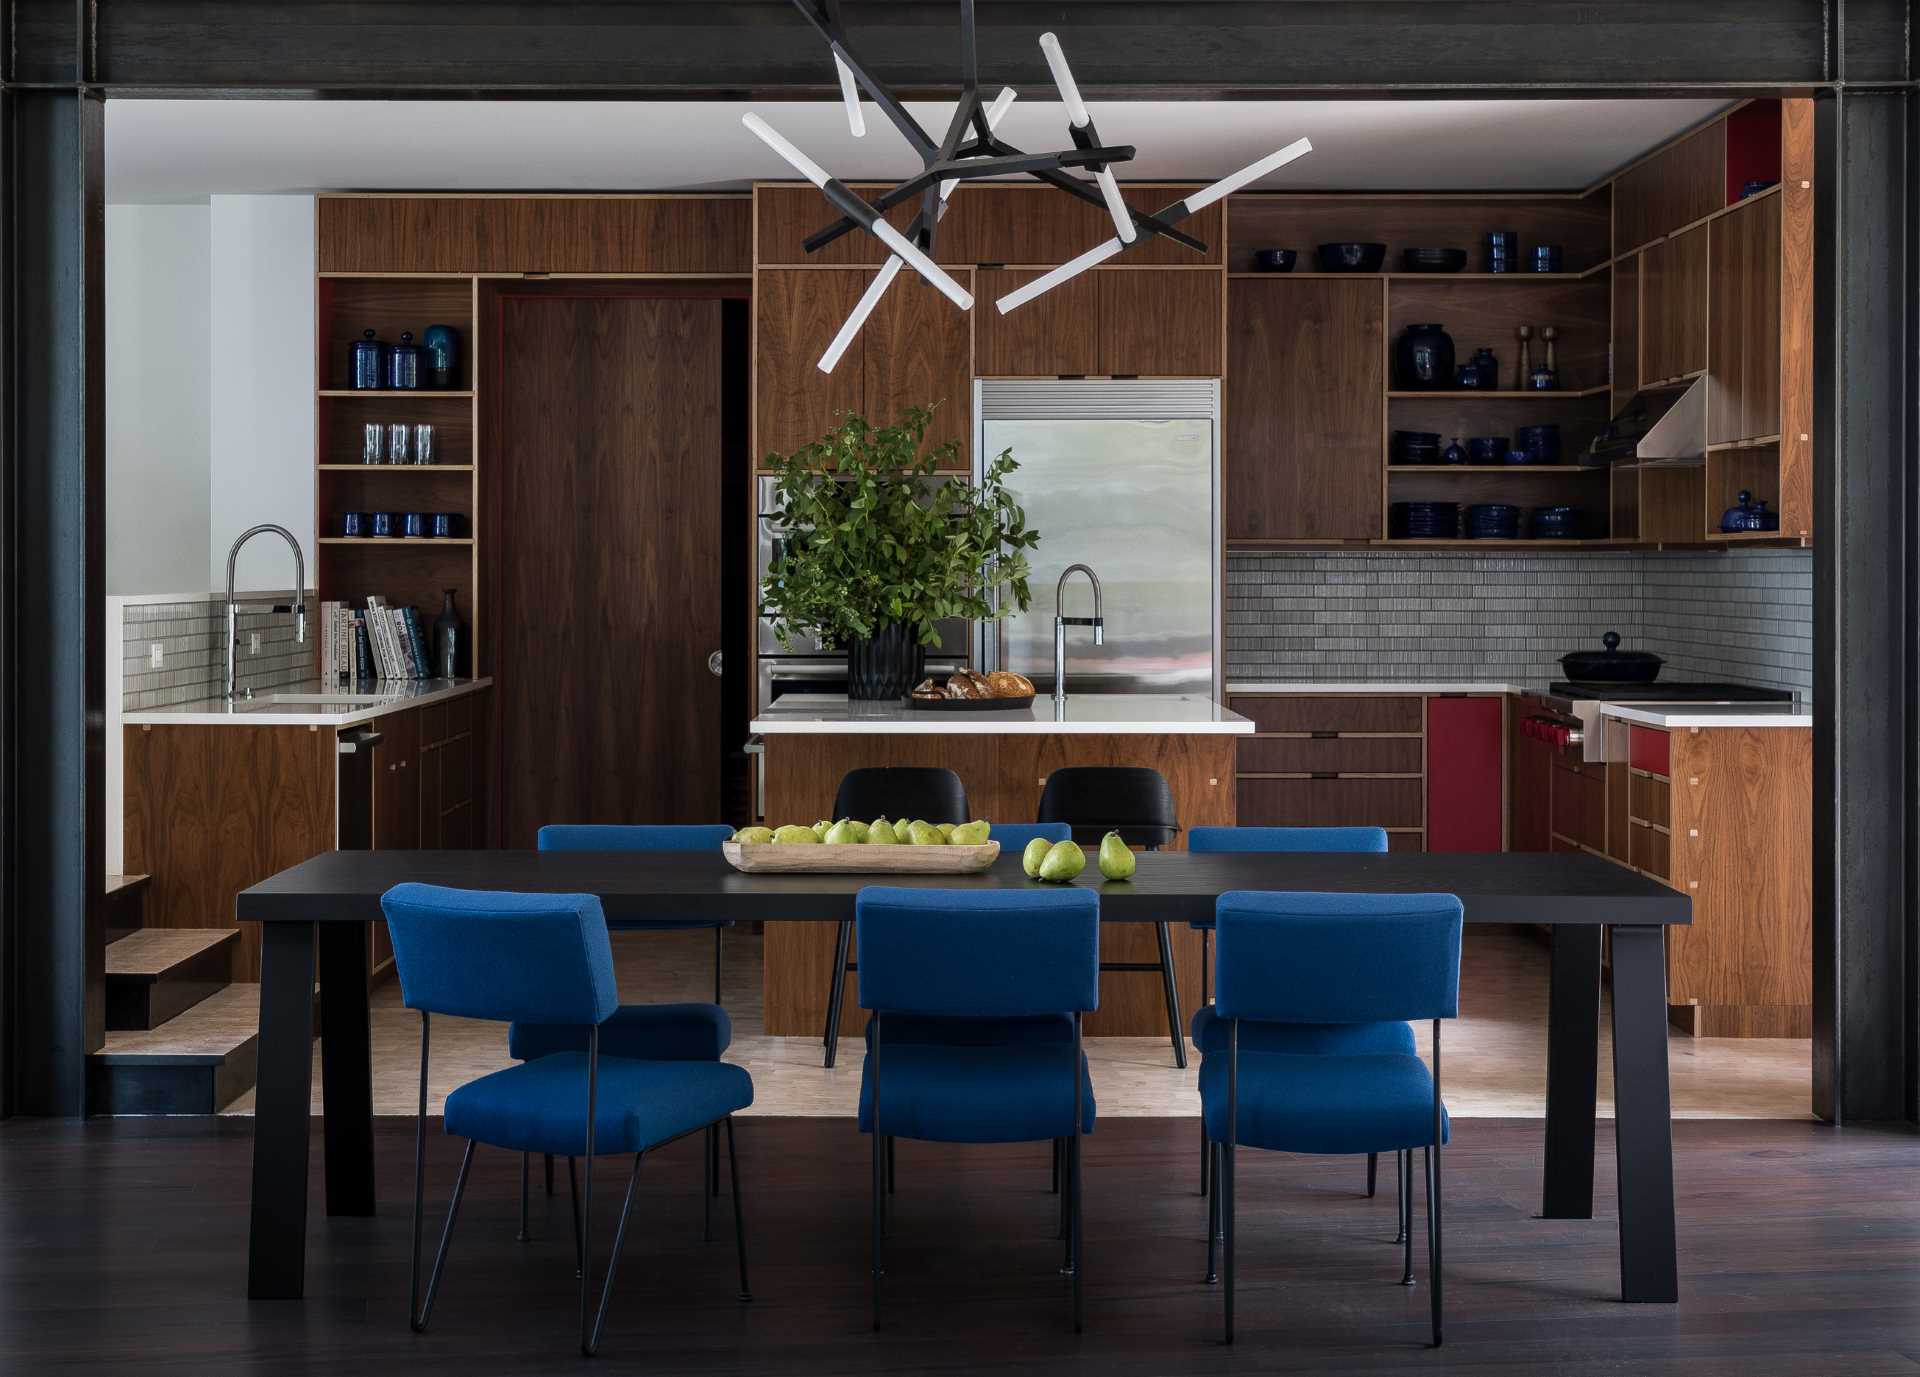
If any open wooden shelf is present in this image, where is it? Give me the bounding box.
[1387,464,1606,474]
[1228,271,1594,282]
[318,389,473,399]
[319,537,474,547]
[318,463,474,473]
[1387,387,1610,399]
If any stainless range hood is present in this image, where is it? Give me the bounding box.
[1589,375,1707,464]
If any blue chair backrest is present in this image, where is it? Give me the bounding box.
[990,821,1072,853]
[857,886,1100,1018]
[1214,891,1461,1025]
[1189,825,1388,854]
[537,824,735,853]
[383,882,619,1027]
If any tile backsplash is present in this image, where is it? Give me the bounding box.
[119,591,317,709]
[1225,549,1812,698]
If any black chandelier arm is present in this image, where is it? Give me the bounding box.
[791,0,939,160]
[1023,167,1212,255]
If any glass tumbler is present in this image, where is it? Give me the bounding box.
[362,423,385,465]
[385,423,410,465]
[412,423,435,466]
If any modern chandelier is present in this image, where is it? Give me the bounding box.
[744,0,1314,373]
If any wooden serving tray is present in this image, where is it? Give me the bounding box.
[722,841,1001,874]
[906,694,1037,712]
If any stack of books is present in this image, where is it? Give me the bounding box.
[319,597,435,685]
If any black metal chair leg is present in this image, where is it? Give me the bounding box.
[726,1117,753,1302]
[1052,1137,1061,1196]
[1199,1119,1210,1197]
[517,1151,530,1242]
[582,1153,645,1357]
[1222,1135,1236,1343]
[411,1138,476,1333]
[1367,1151,1378,1198]
[704,1126,716,1244]
[568,1156,583,1279]
[824,920,853,1068]
[544,1152,555,1197]
[1401,1149,1415,1285]
[1057,1141,1069,1240]
[1428,1143,1443,1346]
[1205,1141,1220,1283]
[713,926,724,1005]
[886,1136,896,1195]
[710,1120,722,1198]
[1395,1149,1407,1247]
[1153,922,1187,1069]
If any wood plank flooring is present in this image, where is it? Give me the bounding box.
[0,1116,1915,1375]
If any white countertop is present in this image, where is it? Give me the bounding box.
[125,677,491,728]
[1599,702,1812,730]
[751,694,1254,736]
[1226,681,1533,697]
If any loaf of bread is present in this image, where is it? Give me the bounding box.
[985,670,1034,698]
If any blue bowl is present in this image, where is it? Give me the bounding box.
[1468,436,1510,463]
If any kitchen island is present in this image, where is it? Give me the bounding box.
[750,694,1252,1037]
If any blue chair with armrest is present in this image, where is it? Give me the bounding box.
[1202,890,1460,1346]
[1186,826,1395,1204]
[382,882,754,1356]
[857,884,1099,1333]
[521,823,737,1244]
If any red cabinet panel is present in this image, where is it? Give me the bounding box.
[1426,696,1504,852]
[1629,725,1671,777]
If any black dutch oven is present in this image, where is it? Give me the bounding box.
[1560,631,1663,684]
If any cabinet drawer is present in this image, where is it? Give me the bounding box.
[1237,736,1422,775]
[1630,819,1671,879]
[1629,772,1670,828]
[1228,696,1423,734]
[1550,765,1606,851]
[446,691,473,739]
[418,703,449,748]
[1236,776,1424,829]
[440,737,473,810]
[1629,726,1671,776]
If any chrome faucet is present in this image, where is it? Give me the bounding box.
[1052,563,1104,705]
[224,524,306,699]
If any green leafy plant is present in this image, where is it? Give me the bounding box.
[760,404,1038,650]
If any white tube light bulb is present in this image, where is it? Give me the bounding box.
[742,112,832,189]
[1183,137,1314,213]
[870,219,974,309]
[833,55,866,138]
[819,257,901,373]
[996,237,1125,314]
[1037,33,1089,127]
[1096,170,1137,244]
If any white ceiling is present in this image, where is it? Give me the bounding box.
[105,98,1731,204]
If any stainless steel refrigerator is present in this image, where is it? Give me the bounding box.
[974,379,1220,696]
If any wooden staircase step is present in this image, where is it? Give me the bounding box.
[105,928,238,1031]
[103,873,152,945]
[90,984,261,1115]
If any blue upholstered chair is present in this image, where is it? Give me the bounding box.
[527,824,738,1240]
[856,885,1099,1332]
[1201,891,1460,1347]
[1186,826,1392,1201]
[383,883,755,1356]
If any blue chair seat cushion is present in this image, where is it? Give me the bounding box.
[859,1044,1095,1143]
[510,1002,732,1063]
[445,1054,752,1156]
[864,1012,1074,1047]
[1189,1006,1415,1058]
[1199,1051,1449,1155]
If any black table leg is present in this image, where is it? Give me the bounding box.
[248,920,318,1299]
[1541,923,1601,1220]
[1609,924,1678,1303]
[318,923,376,1217]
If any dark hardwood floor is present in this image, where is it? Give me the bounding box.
[3,1117,1917,1375]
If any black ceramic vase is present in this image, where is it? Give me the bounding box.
[846,622,925,700]
[1395,323,1456,390]
[432,588,468,679]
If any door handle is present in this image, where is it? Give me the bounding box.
[707,650,724,677]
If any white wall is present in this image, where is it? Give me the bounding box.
[106,203,212,595]
[209,194,316,591]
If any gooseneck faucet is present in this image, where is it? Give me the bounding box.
[1052,563,1104,706]
[224,524,306,699]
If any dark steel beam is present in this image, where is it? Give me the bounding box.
[1,84,107,1117]
[1812,85,1919,1123]
[0,0,1842,97]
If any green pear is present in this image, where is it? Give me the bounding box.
[732,826,775,844]
[1097,830,1137,880]
[1022,836,1053,878]
[949,819,991,847]
[772,824,820,844]
[1037,839,1087,882]
[823,819,862,845]
[906,819,943,846]
[846,819,871,843]
[868,818,898,845]
[810,819,832,841]
[937,822,958,841]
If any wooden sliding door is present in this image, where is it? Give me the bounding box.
[495,294,726,843]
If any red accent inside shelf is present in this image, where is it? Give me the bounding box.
[1629,726,1671,777]
[1425,697,1505,853]
[1725,102,1783,206]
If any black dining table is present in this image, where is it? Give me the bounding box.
[236,848,1688,1305]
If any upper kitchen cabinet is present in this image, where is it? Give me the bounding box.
[753,269,869,460]
[1613,119,1725,255]
[859,270,973,467]
[1226,277,1383,542]
[1097,271,1223,376]
[975,269,1100,376]
[1639,225,1708,385]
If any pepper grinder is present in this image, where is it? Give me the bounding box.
[1531,325,1559,390]
[1514,324,1533,390]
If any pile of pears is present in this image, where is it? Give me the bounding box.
[1023,831,1137,883]
[732,818,992,846]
